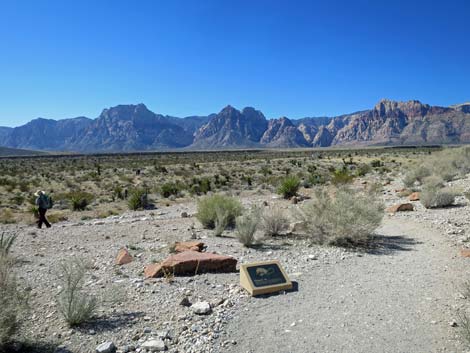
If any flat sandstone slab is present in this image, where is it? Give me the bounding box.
[144,251,237,278]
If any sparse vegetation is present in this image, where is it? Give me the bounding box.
[56,259,97,327]
[235,207,261,247]
[196,194,242,230]
[420,185,457,209]
[67,191,94,211]
[127,188,149,210]
[278,176,300,199]
[261,207,289,236]
[297,187,384,246]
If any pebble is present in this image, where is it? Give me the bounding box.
[96,341,117,353]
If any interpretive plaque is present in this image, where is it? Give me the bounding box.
[240,260,292,296]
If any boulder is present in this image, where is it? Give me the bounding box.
[116,248,133,265]
[144,251,237,278]
[408,192,420,201]
[460,249,470,258]
[386,203,414,213]
[96,341,116,353]
[141,339,166,352]
[191,301,212,315]
[174,241,205,253]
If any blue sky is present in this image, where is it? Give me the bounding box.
[0,0,469,126]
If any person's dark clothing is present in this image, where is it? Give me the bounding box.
[35,194,51,228]
[37,208,51,228]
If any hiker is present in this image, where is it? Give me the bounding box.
[35,190,52,228]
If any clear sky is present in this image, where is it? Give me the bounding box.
[0,0,469,127]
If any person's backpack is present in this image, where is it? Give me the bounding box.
[45,195,53,209]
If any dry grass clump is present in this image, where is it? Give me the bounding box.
[57,259,97,327]
[297,187,384,246]
[196,194,242,232]
[235,207,261,247]
[420,184,457,209]
[0,234,27,349]
[0,209,16,224]
[261,207,289,236]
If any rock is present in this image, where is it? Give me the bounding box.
[408,192,420,201]
[174,241,205,253]
[116,248,133,265]
[181,212,189,218]
[144,251,237,278]
[191,301,212,315]
[386,203,414,213]
[179,296,192,307]
[460,249,470,257]
[141,339,166,352]
[288,222,306,234]
[291,196,298,204]
[96,341,116,353]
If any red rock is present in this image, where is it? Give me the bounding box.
[408,192,420,201]
[116,248,133,265]
[174,241,205,253]
[386,203,414,213]
[395,188,407,193]
[144,251,237,278]
[460,249,470,258]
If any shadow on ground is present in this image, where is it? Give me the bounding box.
[77,311,145,334]
[1,340,73,353]
[366,234,421,255]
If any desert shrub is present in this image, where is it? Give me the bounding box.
[370,159,383,168]
[277,176,300,199]
[422,175,444,189]
[331,168,354,185]
[159,182,182,198]
[112,185,124,200]
[403,165,431,187]
[57,259,97,327]
[0,209,15,224]
[356,163,372,176]
[0,233,16,256]
[67,191,93,211]
[127,189,148,211]
[261,207,289,236]
[0,241,26,348]
[235,207,261,247]
[196,194,242,230]
[47,212,68,224]
[297,188,384,246]
[420,185,456,209]
[458,311,470,347]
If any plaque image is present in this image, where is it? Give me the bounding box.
[240,260,292,296]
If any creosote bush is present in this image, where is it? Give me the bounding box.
[277,176,300,199]
[262,207,289,236]
[235,207,261,247]
[297,188,384,246]
[420,185,456,209]
[57,259,97,327]
[196,194,242,231]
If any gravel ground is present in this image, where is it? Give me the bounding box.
[3,176,470,353]
[219,217,469,353]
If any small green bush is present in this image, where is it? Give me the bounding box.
[331,168,354,185]
[57,259,97,327]
[420,185,456,209]
[159,182,182,198]
[127,189,148,211]
[297,188,384,246]
[67,191,93,211]
[0,233,16,256]
[196,194,242,230]
[235,207,261,247]
[277,176,300,199]
[403,165,431,187]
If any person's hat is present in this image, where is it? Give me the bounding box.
[34,190,44,197]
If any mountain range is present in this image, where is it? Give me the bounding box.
[1,99,470,152]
